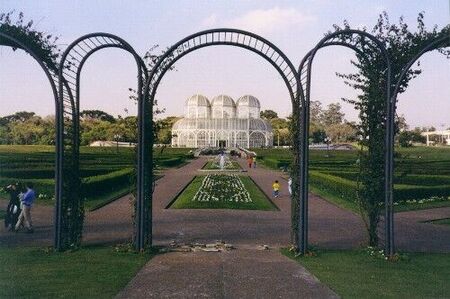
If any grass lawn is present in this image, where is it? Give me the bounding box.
[0,209,5,219]
[426,218,450,226]
[0,245,153,298]
[170,175,277,211]
[282,248,450,298]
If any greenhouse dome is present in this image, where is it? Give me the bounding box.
[172,94,273,148]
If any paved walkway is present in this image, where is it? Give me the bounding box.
[1,156,450,298]
[116,249,338,299]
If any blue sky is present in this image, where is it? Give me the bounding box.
[0,0,449,128]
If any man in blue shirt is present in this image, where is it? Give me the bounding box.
[15,182,36,233]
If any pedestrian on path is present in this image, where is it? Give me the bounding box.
[288,177,292,196]
[15,182,36,233]
[272,180,280,198]
[252,156,257,168]
[247,155,253,168]
[4,182,21,231]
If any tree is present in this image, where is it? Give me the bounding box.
[321,103,345,127]
[335,12,449,247]
[260,109,278,120]
[325,122,358,143]
[155,116,181,144]
[398,130,426,147]
[80,110,116,123]
[270,117,290,145]
[309,100,323,124]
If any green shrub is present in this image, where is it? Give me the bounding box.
[309,171,358,203]
[0,177,54,197]
[82,168,133,199]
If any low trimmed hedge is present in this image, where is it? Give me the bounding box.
[0,177,54,197]
[81,168,133,198]
[309,171,358,203]
[1,168,135,201]
[261,157,291,169]
[309,171,450,203]
[155,157,185,168]
[0,168,114,179]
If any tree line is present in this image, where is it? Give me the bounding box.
[0,110,180,145]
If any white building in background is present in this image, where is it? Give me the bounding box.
[171,94,273,148]
[421,130,450,146]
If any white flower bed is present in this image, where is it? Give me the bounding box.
[192,174,252,203]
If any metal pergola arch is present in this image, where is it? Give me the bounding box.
[138,28,302,251]
[0,31,69,250]
[297,29,394,255]
[56,32,148,250]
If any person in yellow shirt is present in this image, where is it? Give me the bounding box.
[272,180,280,198]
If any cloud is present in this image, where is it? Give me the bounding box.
[225,7,315,35]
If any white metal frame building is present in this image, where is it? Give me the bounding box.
[171,94,273,148]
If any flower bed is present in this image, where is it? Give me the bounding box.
[170,174,277,210]
[193,174,251,203]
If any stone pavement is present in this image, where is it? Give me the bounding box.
[116,249,338,299]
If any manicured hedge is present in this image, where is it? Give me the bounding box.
[261,157,291,169]
[309,171,358,203]
[309,171,450,203]
[0,177,54,197]
[1,168,135,201]
[155,157,185,168]
[81,168,134,198]
[0,168,113,179]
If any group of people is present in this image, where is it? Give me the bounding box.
[4,182,35,233]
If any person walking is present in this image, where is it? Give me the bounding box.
[288,177,292,196]
[15,182,36,233]
[272,180,280,198]
[4,183,21,231]
[247,155,253,168]
[252,156,257,168]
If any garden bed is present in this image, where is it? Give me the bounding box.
[169,174,277,210]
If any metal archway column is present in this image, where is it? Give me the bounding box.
[58,33,147,251]
[297,30,393,255]
[387,34,449,254]
[0,31,66,249]
[140,28,301,251]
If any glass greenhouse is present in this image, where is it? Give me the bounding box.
[171,94,273,148]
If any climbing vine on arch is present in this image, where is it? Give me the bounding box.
[0,11,60,72]
[334,12,450,247]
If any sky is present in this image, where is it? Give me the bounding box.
[0,0,449,128]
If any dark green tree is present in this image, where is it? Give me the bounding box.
[260,109,278,120]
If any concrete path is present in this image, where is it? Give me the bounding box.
[116,249,338,299]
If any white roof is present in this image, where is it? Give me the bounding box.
[236,95,261,108]
[185,94,210,107]
[211,94,236,107]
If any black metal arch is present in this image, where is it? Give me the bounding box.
[392,35,449,102]
[297,29,394,255]
[146,29,299,103]
[56,32,147,250]
[138,28,301,251]
[0,31,68,249]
